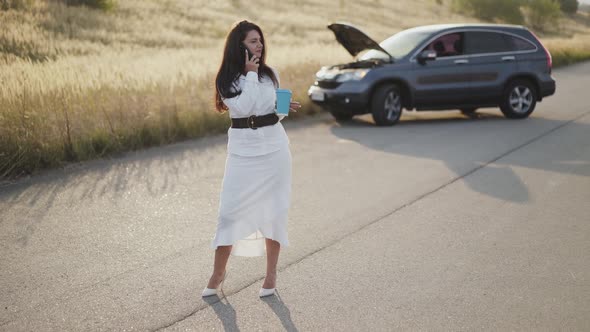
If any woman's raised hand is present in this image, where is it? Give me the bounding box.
[245,49,259,73]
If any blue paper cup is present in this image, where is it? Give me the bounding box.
[275,89,292,116]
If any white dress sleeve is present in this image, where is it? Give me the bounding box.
[222,71,260,118]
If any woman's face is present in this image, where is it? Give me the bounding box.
[243,29,263,58]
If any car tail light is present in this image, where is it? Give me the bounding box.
[531,31,552,73]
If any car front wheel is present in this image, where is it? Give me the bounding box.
[500,80,537,119]
[371,84,402,126]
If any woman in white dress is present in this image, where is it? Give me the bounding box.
[202,20,301,298]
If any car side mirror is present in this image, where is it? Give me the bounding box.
[418,50,437,64]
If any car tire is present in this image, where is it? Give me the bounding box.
[460,108,477,115]
[371,84,402,126]
[500,80,537,119]
[329,110,354,121]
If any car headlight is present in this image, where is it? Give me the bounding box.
[336,69,369,82]
[316,67,338,80]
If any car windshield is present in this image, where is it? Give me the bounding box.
[359,29,433,61]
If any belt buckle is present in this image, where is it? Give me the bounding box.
[247,115,258,130]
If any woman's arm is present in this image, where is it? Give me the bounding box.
[222,71,260,117]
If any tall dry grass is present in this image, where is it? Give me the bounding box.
[1,0,589,179]
[546,34,590,66]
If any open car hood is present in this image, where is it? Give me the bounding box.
[327,23,393,59]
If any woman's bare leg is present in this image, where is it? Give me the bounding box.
[207,245,232,288]
[263,239,280,288]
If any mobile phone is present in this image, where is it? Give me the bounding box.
[241,44,254,61]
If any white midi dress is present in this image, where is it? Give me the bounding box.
[210,70,291,257]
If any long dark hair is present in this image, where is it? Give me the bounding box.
[214,20,278,112]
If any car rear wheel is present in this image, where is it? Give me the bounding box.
[329,110,354,121]
[371,84,402,126]
[500,80,537,119]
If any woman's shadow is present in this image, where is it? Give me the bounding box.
[201,291,298,332]
[202,295,240,332]
[260,291,299,332]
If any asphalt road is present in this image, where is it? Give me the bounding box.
[1,62,589,331]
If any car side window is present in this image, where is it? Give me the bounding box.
[423,32,464,58]
[504,35,536,51]
[465,31,512,55]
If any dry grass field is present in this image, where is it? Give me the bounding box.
[1,0,590,178]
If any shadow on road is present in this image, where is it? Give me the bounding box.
[0,134,228,246]
[329,110,590,203]
[202,295,239,332]
[261,291,299,332]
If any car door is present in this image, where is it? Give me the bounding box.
[411,32,472,108]
[463,30,519,104]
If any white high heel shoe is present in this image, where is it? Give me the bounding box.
[259,287,276,298]
[202,272,227,297]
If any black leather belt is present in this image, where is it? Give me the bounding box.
[231,113,279,129]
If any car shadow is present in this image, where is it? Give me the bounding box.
[329,110,590,203]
